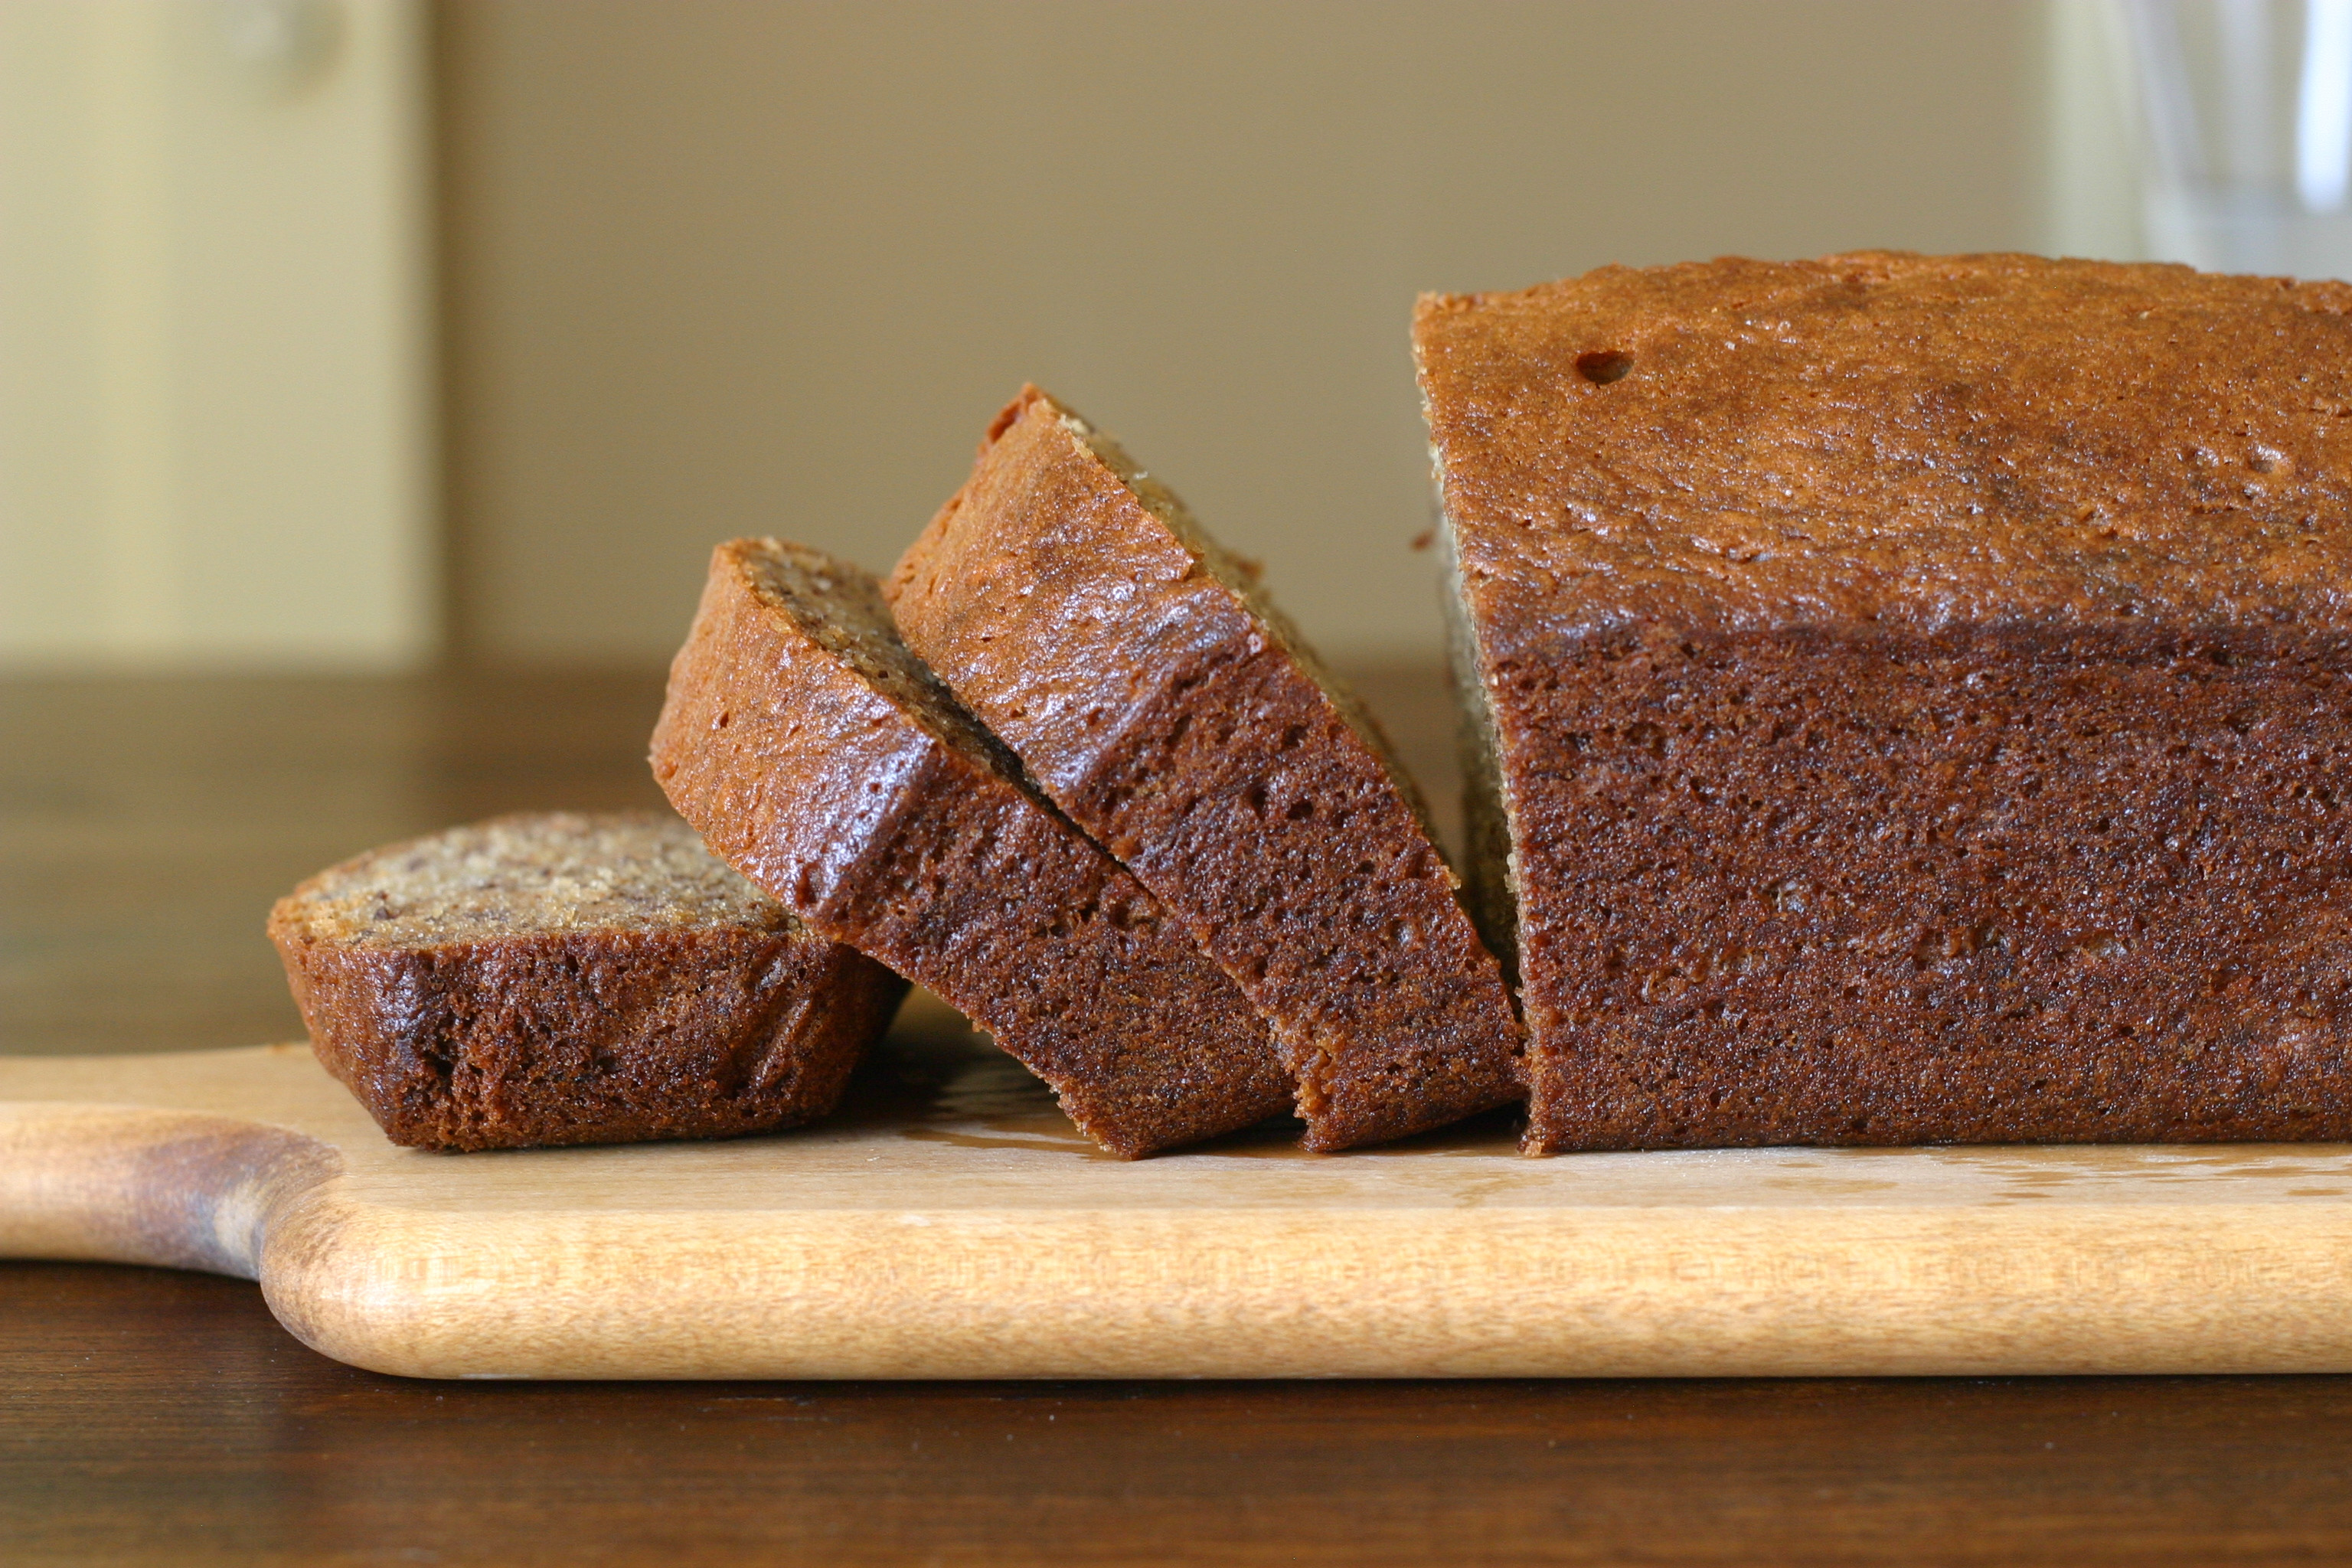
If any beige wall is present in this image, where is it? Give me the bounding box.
[1,0,435,670]
[441,0,2043,666]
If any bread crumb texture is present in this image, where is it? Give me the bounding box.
[267,810,904,1152]
[647,539,1292,1156]
[887,387,1524,1151]
[276,811,795,946]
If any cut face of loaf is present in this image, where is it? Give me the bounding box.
[268,812,905,1151]
[648,538,1291,1157]
[1416,250,2352,1153]
[887,387,1524,1151]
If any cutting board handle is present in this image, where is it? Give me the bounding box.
[0,1102,335,1279]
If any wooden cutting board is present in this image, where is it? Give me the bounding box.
[6,1000,2351,1380]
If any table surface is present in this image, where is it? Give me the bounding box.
[6,668,2352,1566]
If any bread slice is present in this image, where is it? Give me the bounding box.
[1415,252,2352,1152]
[886,387,1524,1150]
[269,811,904,1152]
[648,538,1291,1157]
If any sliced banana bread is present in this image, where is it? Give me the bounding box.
[648,538,1291,1157]
[887,387,1523,1151]
[269,811,904,1151]
[1415,251,2352,1152]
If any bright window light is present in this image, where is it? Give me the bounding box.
[2297,0,2352,209]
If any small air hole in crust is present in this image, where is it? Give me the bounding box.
[1575,349,1635,384]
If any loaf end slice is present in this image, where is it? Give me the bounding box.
[648,538,1292,1157]
[268,811,905,1152]
[887,387,1524,1151]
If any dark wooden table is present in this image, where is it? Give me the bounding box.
[6,669,2352,1566]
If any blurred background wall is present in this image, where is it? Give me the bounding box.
[6,0,2141,671]
[0,0,434,668]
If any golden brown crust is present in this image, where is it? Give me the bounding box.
[648,540,1291,1157]
[1416,253,2352,1152]
[1415,252,2352,647]
[888,389,1524,1151]
[267,813,903,1152]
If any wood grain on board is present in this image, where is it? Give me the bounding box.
[5,993,2350,1380]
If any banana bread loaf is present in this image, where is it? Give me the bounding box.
[270,811,904,1151]
[888,388,1524,1151]
[649,538,1292,1157]
[1416,250,2352,1152]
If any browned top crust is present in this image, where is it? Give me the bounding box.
[648,539,1290,1157]
[1415,252,2352,653]
[888,389,1524,1150]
